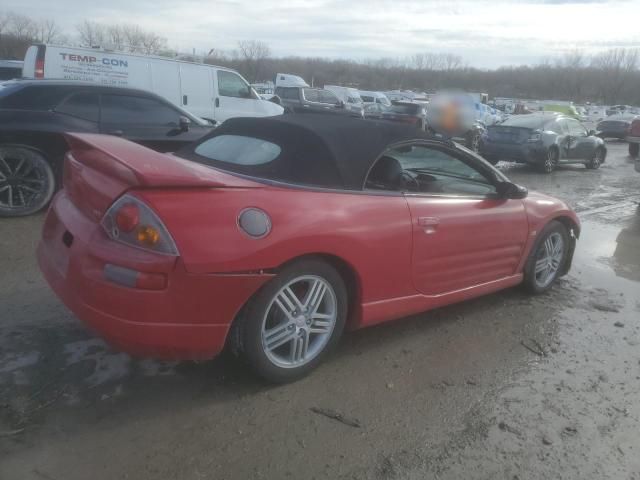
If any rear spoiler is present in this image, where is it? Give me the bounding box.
[63,133,248,189]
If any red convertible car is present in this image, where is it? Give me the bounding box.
[38,115,580,382]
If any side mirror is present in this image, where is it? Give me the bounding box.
[588,129,596,136]
[337,100,346,108]
[179,115,191,132]
[496,181,528,199]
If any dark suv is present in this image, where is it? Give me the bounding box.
[0,80,213,216]
[273,86,357,117]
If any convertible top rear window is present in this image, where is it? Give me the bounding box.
[194,135,281,166]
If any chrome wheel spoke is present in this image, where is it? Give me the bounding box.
[309,316,332,334]
[291,331,309,363]
[12,157,25,176]
[264,322,296,352]
[535,258,548,274]
[304,279,327,314]
[0,156,11,176]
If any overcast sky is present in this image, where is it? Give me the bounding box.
[4,0,640,68]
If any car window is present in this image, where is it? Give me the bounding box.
[101,94,181,125]
[361,95,374,102]
[567,119,587,136]
[546,119,562,134]
[55,92,99,122]
[0,85,72,110]
[318,90,337,104]
[217,70,251,98]
[366,144,496,196]
[302,88,320,103]
[557,119,570,134]
[276,87,299,100]
[194,135,281,165]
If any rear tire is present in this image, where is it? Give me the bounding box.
[539,147,559,173]
[0,145,56,217]
[522,221,569,294]
[629,142,639,158]
[237,258,347,383]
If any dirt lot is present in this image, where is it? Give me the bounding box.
[1,142,639,480]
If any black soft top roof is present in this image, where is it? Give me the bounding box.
[180,114,436,189]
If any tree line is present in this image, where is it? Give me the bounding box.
[1,9,639,105]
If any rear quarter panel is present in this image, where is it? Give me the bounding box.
[138,187,415,305]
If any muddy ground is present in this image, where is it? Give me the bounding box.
[1,142,639,480]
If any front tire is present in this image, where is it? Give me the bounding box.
[539,147,559,173]
[629,142,639,158]
[465,130,481,152]
[523,221,569,294]
[238,259,347,383]
[0,145,56,217]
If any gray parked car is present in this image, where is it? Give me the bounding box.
[597,114,637,140]
[479,113,606,173]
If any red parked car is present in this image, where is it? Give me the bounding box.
[38,115,580,382]
[627,117,640,159]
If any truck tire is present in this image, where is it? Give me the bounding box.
[629,143,639,158]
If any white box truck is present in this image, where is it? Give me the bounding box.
[22,44,283,124]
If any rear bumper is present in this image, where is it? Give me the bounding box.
[38,191,272,360]
[479,141,546,164]
[626,136,640,144]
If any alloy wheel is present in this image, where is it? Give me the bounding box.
[589,150,603,169]
[0,147,52,214]
[261,275,337,368]
[544,149,558,173]
[534,232,564,288]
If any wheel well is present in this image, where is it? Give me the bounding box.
[0,131,68,178]
[551,215,580,276]
[552,215,580,238]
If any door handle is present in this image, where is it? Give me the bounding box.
[418,216,439,234]
[109,130,124,137]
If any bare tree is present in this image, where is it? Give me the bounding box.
[35,19,63,43]
[77,20,105,47]
[236,40,271,82]
[591,48,639,103]
[7,12,37,40]
[107,24,125,50]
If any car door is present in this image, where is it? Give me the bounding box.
[215,70,261,122]
[99,93,208,152]
[554,119,571,159]
[377,143,529,295]
[566,119,597,160]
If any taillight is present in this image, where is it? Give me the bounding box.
[101,194,178,256]
[35,59,44,78]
